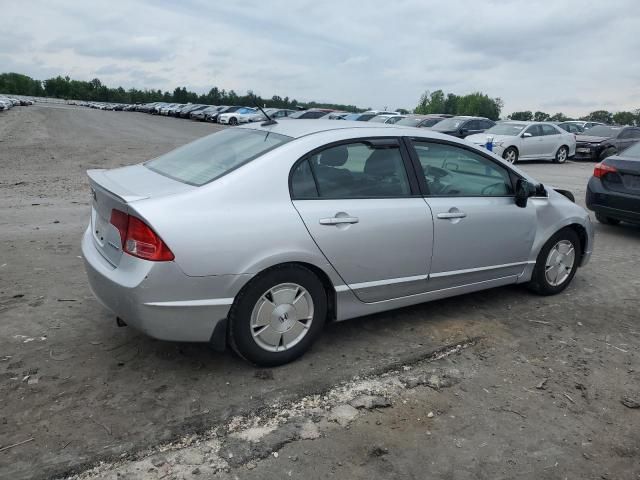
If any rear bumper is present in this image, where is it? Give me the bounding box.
[586,177,640,223]
[82,227,243,343]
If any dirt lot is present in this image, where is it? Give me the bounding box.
[1,104,639,480]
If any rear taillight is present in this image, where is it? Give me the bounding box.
[109,210,174,261]
[593,163,617,178]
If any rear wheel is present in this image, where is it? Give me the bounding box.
[528,228,580,295]
[595,213,620,225]
[503,147,518,164]
[228,265,327,366]
[554,146,569,164]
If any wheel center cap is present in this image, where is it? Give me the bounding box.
[272,304,296,332]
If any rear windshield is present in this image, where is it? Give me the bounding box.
[145,128,292,186]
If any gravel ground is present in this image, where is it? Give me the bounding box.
[0,104,638,479]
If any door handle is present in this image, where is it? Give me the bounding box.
[319,216,359,225]
[437,212,467,219]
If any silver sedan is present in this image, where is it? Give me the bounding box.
[82,120,594,366]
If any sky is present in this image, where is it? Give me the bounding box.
[2,0,639,116]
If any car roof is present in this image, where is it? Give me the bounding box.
[237,119,466,139]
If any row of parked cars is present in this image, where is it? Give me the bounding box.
[0,95,33,110]
[75,101,640,165]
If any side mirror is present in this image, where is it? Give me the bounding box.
[522,132,532,138]
[515,179,536,208]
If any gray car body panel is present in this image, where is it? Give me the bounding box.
[82,120,594,342]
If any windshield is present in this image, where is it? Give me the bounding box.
[344,113,361,121]
[582,126,621,137]
[145,129,292,186]
[369,116,390,123]
[485,123,527,135]
[432,118,466,131]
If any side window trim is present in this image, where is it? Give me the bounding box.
[404,136,518,198]
[288,136,422,200]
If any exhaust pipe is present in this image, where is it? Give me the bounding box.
[116,317,127,327]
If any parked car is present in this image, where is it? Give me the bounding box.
[586,141,640,225]
[206,106,241,123]
[179,104,209,118]
[82,120,593,366]
[369,114,406,124]
[556,122,584,134]
[395,115,451,128]
[287,109,335,119]
[342,113,378,121]
[192,106,222,121]
[574,125,640,161]
[260,108,296,120]
[466,121,576,164]
[430,116,496,138]
[565,121,605,131]
[218,107,262,125]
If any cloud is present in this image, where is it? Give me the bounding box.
[2,0,640,116]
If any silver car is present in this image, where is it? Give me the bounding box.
[82,120,594,366]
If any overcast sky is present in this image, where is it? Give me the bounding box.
[2,0,639,116]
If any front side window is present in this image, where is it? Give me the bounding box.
[290,140,411,198]
[524,125,542,137]
[412,141,514,196]
[146,128,292,186]
[541,124,559,136]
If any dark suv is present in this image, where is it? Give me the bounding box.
[430,116,496,138]
[575,125,640,161]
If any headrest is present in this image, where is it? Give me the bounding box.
[364,149,397,176]
[319,146,348,167]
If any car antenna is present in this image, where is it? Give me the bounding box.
[253,96,277,126]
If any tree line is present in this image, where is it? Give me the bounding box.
[0,72,362,112]
[415,90,504,120]
[507,109,639,125]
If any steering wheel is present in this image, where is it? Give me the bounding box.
[426,165,449,179]
[481,182,506,195]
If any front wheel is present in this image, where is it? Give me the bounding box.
[554,146,569,164]
[228,265,327,366]
[229,117,239,126]
[527,228,580,295]
[503,147,518,164]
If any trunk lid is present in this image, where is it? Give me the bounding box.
[87,164,194,266]
[601,157,640,197]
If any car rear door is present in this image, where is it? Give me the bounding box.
[290,138,433,303]
[540,124,563,158]
[407,139,537,290]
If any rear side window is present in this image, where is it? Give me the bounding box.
[290,141,411,198]
[145,129,291,186]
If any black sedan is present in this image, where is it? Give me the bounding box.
[575,125,640,161]
[586,141,640,225]
[430,116,496,138]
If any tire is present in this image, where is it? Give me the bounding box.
[600,147,616,161]
[595,213,620,225]
[228,265,327,366]
[229,117,238,126]
[554,146,569,164]
[502,147,518,164]
[527,228,581,296]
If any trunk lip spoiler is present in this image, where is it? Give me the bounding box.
[87,169,149,203]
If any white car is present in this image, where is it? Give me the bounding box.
[218,107,262,125]
[466,121,576,164]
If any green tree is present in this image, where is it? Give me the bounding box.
[533,111,550,122]
[549,112,569,122]
[586,110,613,124]
[612,111,636,125]
[509,111,533,121]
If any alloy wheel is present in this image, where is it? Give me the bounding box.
[250,283,314,352]
[544,240,575,287]
[503,149,517,164]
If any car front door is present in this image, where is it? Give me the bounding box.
[408,139,537,290]
[520,125,544,159]
[290,138,433,303]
